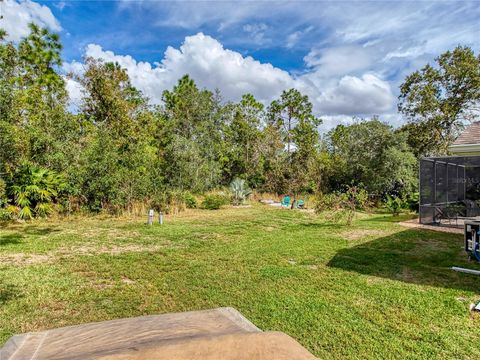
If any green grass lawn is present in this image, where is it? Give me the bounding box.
[1,205,479,359]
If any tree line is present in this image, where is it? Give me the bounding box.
[0,24,478,218]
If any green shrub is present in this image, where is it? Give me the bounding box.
[315,186,369,225]
[405,192,419,213]
[150,190,187,214]
[0,205,17,221]
[9,163,66,219]
[384,195,405,216]
[201,193,229,210]
[184,191,198,209]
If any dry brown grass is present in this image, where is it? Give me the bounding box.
[0,243,172,266]
[341,228,389,241]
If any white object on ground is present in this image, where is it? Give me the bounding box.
[260,199,274,204]
[469,302,480,311]
[451,267,480,275]
[268,202,282,207]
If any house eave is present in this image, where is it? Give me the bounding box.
[448,143,480,154]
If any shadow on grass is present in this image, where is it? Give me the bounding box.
[0,226,60,246]
[0,282,20,305]
[359,213,418,223]
[327,228,480,293]
[0,234,23,246]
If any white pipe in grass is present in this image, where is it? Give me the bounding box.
[452,266,480,275]
[147,209,154,225]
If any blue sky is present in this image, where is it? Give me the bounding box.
[41,1,318,71]
[2,0,479,129]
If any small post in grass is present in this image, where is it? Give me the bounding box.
[147,209,154,225]
[159,210,163,225]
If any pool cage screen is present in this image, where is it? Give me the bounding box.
[420,156,480,226]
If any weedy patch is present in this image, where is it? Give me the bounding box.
[341,228,391,241]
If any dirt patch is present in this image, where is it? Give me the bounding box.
[0,253,52,266]
[264,226,277,232]
[121,277,135,284]
[342,229,388,241]
[2,243,167,267]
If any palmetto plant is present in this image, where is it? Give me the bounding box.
[11,164,64,219]
[230,178,252,206]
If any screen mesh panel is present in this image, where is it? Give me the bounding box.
[419,156,480,226]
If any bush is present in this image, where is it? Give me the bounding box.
[150,190,187,215]
[184,191,198,209]
[315,186,369,225]
[201,193,230,210]
[9,163,66,219]
[405,192,419,213]
[384,195,405,216]
[0,205,17,221]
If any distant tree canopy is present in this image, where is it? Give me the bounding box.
[326,118,417,196]
[1,24,477,217]
[398,46,480,157]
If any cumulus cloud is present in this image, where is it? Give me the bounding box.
[68,33,294,106]
[1,0,61,42]
[160,33,293,103]
[65,32,396,124]
[309,74,395,116]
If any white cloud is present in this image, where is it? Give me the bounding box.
[0,0,61,42]
[286,26,314,49]
[242,23,269,45]
[304,45,373,76]
[308,74,395,116]
[70,33,293,106]
[64,77,83,108]
[65,32,395,127]
[54,2,67,11]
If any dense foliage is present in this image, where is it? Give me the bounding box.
[1,25,476,218]
[398,46,480,157]
[325,118,417,197]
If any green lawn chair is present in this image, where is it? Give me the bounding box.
[296,200,305,209]
[281,196,290,207]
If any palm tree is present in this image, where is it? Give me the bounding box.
[11,164,64,219]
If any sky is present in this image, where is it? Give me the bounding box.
[1,0,479,130]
